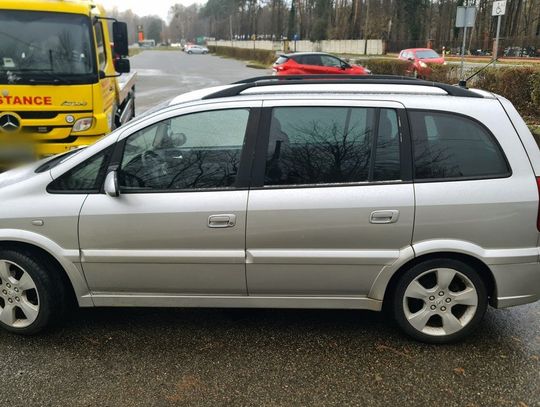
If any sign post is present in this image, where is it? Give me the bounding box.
[492,0,506,65]
[456,6,477,79]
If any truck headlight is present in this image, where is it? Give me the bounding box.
[71,117,93,132]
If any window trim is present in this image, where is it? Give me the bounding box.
[250,106,407,189]
[112,107,260,194]
[408,108,513,183]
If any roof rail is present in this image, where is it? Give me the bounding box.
[202,75,483,100]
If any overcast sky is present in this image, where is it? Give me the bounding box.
[101,0,201,21]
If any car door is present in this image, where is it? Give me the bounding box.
[245,100,414,296]
[77,101,261,297]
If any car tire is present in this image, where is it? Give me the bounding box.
[392,258,488,344]
[0,249,65,335]
[187,51,192,54]
[203,51,208,54]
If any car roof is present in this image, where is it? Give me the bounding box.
[164,76,493,110]
[281,52,338,57]
[402,48,437,52]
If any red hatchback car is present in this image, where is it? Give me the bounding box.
[398,48,446,78]
[273,52,370,76]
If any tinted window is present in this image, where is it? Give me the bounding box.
[264,107,401,186]
[48,147,111,192]
[374,109,401,181]
[410,111,509,179]
[299,55,322,66]
[119,109,249,191]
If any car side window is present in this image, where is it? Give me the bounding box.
[48,147,112,193]
[118,109,250,191]
[94,22,106,70]
[410,110,510,180]
[320,55,342,67]
[301,55,322,66]
[264,107,401,186]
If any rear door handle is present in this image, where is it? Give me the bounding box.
[370,210,399,224]
[208,214,236,228]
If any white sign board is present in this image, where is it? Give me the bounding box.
[456,6,477,28]
[492,0,506,16]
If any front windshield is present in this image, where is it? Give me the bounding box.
[415,50,440,59]
[0,10,96,84]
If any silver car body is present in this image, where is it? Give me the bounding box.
[1,83,539,311]
[186,45,209,54]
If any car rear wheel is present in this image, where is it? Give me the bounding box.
[393,258,487,343]
[0,249,65,335]
[187,50,192,54]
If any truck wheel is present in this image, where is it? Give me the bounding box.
[392,258,487,343]
[0,249,65,335]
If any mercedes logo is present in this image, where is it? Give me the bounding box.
[0,113,21,133]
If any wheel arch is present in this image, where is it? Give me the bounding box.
[376,251,497,309]
[0,234,91,307]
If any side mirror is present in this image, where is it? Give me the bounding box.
[114,58,130,73]
[104,171,119,197]
[408,57,415,62]
[113,22,129,57]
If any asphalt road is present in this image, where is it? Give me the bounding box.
[0,51,539,407]
[132,50,270,114]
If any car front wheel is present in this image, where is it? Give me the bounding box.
[0,249,64,335]
[393,258,488,343]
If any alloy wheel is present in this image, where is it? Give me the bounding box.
[0,260,40,328]
[402,267,478,336]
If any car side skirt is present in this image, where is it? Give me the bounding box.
[88,293,383,311]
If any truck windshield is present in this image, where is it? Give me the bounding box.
[0,10,96,85]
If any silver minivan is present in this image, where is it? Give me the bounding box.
[1,76,539,343]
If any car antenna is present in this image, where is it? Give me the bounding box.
[458,57,498,89]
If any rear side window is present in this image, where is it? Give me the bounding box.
[275,56,289,65]
[410,111,510,180]
[298,55,322,66]
[264,107,401,186]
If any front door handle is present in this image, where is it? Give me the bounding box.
[370,210,399,224]
[208,214,236,228]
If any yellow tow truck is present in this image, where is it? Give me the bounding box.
[0,0,136,166]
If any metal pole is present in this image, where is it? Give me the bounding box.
[460,25,467,79]
[493,14,501,66]
[230,15,233,47]
[363,0,370,55]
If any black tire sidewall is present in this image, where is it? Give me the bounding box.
[0,249,62,335]
[393,258,488,344]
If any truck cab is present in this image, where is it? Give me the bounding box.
[0,0,136,166]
